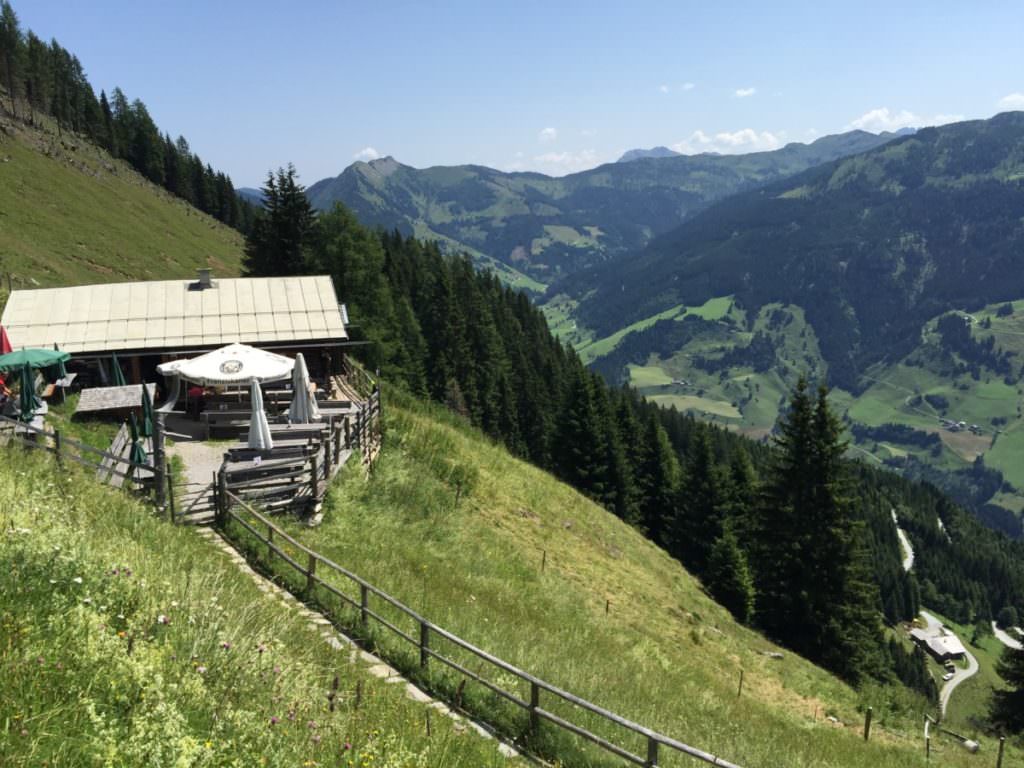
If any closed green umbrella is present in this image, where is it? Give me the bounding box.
[18,363,40,422]
[53,343,68,380]
[128,413,147,467]
[140,383,154,438]
[111,352,127,386]
[0,347,70,371]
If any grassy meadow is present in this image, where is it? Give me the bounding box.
[0,118,244,290]
[224,392,1021,768]
[0,448,516,767]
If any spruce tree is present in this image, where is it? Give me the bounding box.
[0,0,22,116]
[668,423,725,573]
[756,377,884,683]
[706,526,756,623]
[992,645,1024,732]
[243,165,316,276]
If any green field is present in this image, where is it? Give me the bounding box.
[0,120,243,289]
[218,393,1017,768]
[577,304,684,363]
[648,393,741,419]
[0,449,513,768]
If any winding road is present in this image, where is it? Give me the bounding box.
[992,622,1023,651]
[920,611,979,717]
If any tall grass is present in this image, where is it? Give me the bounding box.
[0,449,515,767]
[236,392,1020,768]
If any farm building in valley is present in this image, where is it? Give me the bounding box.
[0,270,353,386]
[909,626,967,662]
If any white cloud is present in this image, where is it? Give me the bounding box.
[580,128,597,137]
[671,128,783,155]
[682,82,696,91]
[998,92,1024,110]
[531,149,602,176]
[658,82,695,94]
[538,126,558,143]
[658,84,670,94]
[353,147,381,162]
[847,108,963,133]
[735,87,756,98]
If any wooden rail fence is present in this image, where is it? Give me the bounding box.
[0,413,153,492]
[217,492,742,768]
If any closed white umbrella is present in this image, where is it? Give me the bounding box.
[247,378,274,450]
[287,352,320,424]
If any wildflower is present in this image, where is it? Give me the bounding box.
[36,656,44,665]
[196,665,207,675]
[311,734,322,745]
[72,577,83,584]
[82,597,92,605]
[204,741,213,749]
[257,643,266,654]
[171,600,179,608]
[307,720,317,729]
[273,665,281,675]
[269,716,279,726]
[220,641,231,650]
[157,615,170,625]
[287,709,296,721]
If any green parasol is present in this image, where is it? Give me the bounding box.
[128,413,147,467]
[53,343,68,380]
[0,347,70,372]
[18,363,41,422]
[140,383,154,438]
[111,352,127,386]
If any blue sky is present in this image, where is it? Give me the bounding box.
[17,1,1024,186]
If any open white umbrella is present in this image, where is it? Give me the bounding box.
[287,352,320,424]
[246,378,274,450]
[157,343,294,386]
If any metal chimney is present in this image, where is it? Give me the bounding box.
[196,268,212,289]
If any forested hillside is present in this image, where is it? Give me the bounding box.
[305,130,897,287]
[0,0,255,233]
[569,112,1024,390]
[245,166,1024,692]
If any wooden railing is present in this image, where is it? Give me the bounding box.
[0,413,153,491]
[218,493,742,768]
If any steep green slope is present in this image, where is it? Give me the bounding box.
[226,394,1019,768]
[0,117,243,288]
[305,131,897,288]
[0,449,513,767]
[572,112,1024,391]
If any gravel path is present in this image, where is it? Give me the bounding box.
[891,509,914,572]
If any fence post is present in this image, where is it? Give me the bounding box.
[419,621,430,669]
[166,467,175,524]
[216,470,227,527]
[309,453,319,500]
[529,681,540,738]
[997,736,1005,768]
[267,524,275,561]
[153,412,166,508]
[864,706,872,741]
[360,584,369,627]
[305,552,317,598]
[53,429,62,465]
[646,736,659,767]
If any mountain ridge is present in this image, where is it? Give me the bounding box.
[304,129,902,287]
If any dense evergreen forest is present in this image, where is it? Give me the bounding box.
[0,1,255,232]
[243,166,1024,696]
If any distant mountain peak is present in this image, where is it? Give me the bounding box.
[355,155,403,178]
[618,146,682,163]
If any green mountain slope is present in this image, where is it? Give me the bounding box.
[225,394,1016,768]
[565,112,1024,525]
[0,116,243,288]
[305,130,898,289]
[572,112,1024,389]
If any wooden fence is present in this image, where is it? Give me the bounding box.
[0,413,153,492]
[217,492,742,768]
